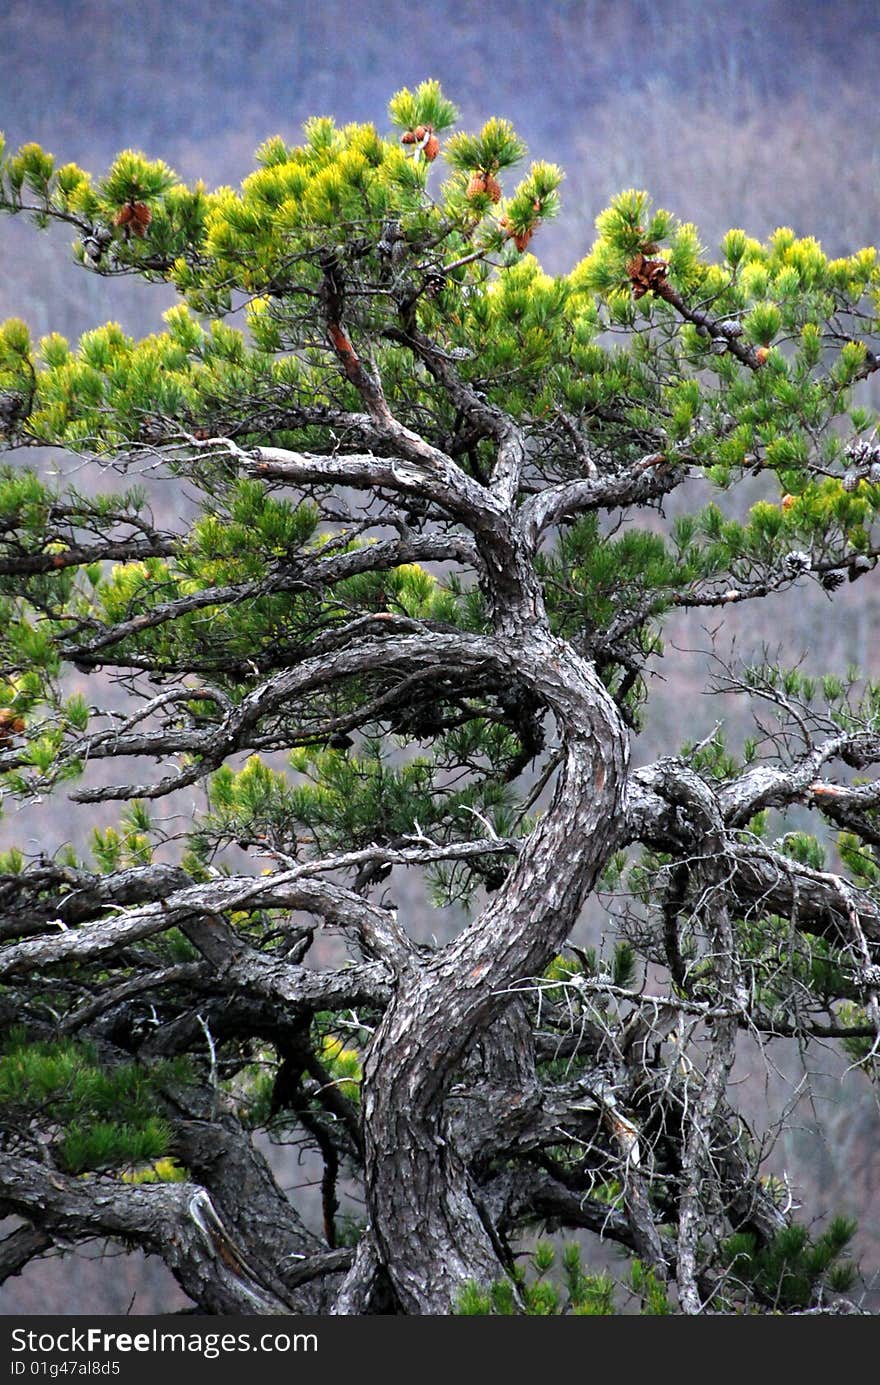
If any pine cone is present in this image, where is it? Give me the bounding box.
[782,550,812,576]
[114,201,151,238]
[326,731,354,750]
[819,569,845,591]
[82,235,103,266]
[501,218,532,252]
[423,270,447,298]
[140,415,171,444]
[0,709,25,745]
[848,554,876,582]
[845,440,877,466]
[840,739,876,769]
[626,252,669,299]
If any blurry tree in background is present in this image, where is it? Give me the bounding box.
[1,78,880,1314]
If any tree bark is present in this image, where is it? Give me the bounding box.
[360,630,628,1312]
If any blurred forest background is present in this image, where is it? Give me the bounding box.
[1,0,880,1313]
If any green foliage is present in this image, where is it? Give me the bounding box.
[445,118,526,175]
[319,1033,362,1103]
[709,906,860,1018]
[121,1157,188,1185]
[456,1244,669,1315]
[212,736,522,883]
[211,745,441,854]
[92,802,154,872]
[0,91,876,725]
[187,480,320,575]
[387,80,458,136]
[543,939,635,1001]
[779,830,825,871]
[612,939,637,988]
[630,1259,672,1314]
[60,1118,172,1176]
[542,952,585,1004]
[719,1217,858,1310]
[0,1030,190,1174]
[681,729,743,782]
[99,149,178,208]
[0,88,875,495]
[456,1241,617,1316]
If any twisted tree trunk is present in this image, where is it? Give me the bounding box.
[360,628,629,1312]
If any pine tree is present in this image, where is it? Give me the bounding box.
[0,81,879,1314]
